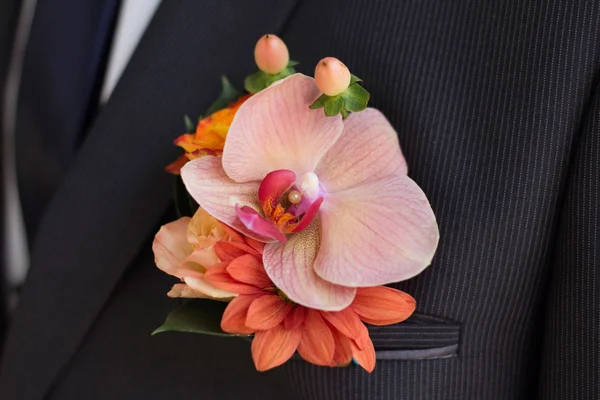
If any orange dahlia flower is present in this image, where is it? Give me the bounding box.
[166,94,251,174]
[203,253,416,372]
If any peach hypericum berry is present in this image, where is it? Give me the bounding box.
[254,34,290,75]
[314,57,352,96]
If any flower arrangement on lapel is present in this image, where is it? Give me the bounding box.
[153,34,439,372]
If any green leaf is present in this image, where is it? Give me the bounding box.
[342,83,370,112]
[153,299,246,337]
[244,70,271,94]
[309,93,329,110]
[173,175,198,218]
[244,67,297,94]
[349,74,363,85]
[205,75,243,116]
[287,60,300,67]
[183,115,195,133]
[324,96,344,116]
[271,66,296,82]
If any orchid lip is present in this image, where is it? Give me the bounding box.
[235,204,287,243]
[235,169,325,242]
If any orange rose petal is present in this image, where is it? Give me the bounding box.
[246,295,292,331]
[330,328,354,367]
[192,131,225,150]
[226,254,273,289]
[251,325,301,371]
[283,306,305,330]
[165,154,189,175]
[174,133,200,153]
[351,334,376,373]
[297,310,335,366]
[221,293,262,334]
[351,286,416,326]
[168,95,251,173]
[187,148,221,161]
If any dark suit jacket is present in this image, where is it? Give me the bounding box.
[0,0,22,342]
[1,1,598,399]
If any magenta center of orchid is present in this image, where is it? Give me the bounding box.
[235,170,324,243]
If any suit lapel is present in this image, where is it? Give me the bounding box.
[0,1,298,398]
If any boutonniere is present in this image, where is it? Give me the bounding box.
[153,34,439,372]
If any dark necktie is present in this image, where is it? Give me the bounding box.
[14,0,120,244]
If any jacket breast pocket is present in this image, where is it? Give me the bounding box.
[369,313,460,361]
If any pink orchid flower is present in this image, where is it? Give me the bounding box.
[181,74,438,311]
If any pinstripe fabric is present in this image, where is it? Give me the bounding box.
[280,0,600,398]
[538,75,600,399]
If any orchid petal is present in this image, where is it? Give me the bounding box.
[222,74,344,182]
[152,218,192,278]
[352,286,416,325]
[251,325,302,372]
[235,205,287,243]
[263,219,356,311]
[181,157,274,242]
[314,172,439,287]
[315,108,408,193]
[258,169,296,212]
[245,295,293,331]
[297,310,335,366]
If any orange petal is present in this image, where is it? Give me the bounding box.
[246,295,292,330]
[222,225,245,243]
[191,131,225,150]
[352,286,416,325]
[204,263,261,295]
[165,154,189,175]
[244,236,265,254]
[214,241,260,261]
[330,328,353,367]
[297,310,335,366]
[352,319,372,351]
[221,293,262,334]
[283,306,305,330]
[173,133,200,152]
[226,254,272,289]
[351,333,376,373]
[321,307,364,344]
[251,325,301,371]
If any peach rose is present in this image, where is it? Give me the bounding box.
[152,208,236,299]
